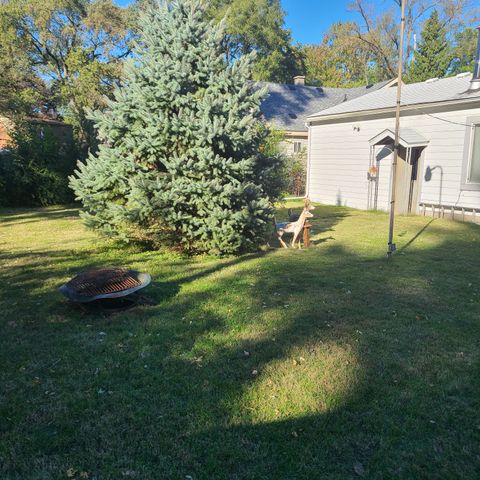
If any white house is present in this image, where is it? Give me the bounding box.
[306,72,480,220]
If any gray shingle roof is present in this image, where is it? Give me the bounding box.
[309,73,480,119]
[257,80,389,132]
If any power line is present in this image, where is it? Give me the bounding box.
[404,103,478,127]
[422,112,472,127]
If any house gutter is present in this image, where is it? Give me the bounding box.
[283,130,308,139]
[306,97,480,125]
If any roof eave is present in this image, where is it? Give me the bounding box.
[306,96,480,124]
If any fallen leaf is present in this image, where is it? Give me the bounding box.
[353,462,365,476]
[67,468,77,478]
[122,470,137,477]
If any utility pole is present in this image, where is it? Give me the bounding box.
[387,0,406,258]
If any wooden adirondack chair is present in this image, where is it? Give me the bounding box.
[275,199,314,248]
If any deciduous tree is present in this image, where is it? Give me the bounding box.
[450,27,479,74]
[304,22,380,87]
[348,0,478,80]
[209,0,304,83]
[0,0,133,148]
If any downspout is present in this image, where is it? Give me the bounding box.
[305,121,312,199]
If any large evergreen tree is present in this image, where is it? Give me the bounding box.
[407,10,452,83]
[70,0,283,255]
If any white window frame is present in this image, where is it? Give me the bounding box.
[461,116,480,191]
[293,141,302,154]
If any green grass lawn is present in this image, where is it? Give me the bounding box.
[1,202,480,479]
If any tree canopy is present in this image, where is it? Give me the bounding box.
[407,10,451,83]
[1,0,478,144]
[208,0,304,83]
[304,0,479,87]
[304,22,381,87]
[0,0,133,147]
[450,27,480,74]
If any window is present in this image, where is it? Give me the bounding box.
[293,141,302,154]
[467,124,480,184]
[461,118,480,191]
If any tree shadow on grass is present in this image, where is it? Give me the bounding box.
[1,211,480,479]
[139,230,480,479]
[0,206,80,226]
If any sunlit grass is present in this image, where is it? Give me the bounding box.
[241,342,359,423]
[1,202,480,479]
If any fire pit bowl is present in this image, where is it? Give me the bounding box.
[59,268,151,303]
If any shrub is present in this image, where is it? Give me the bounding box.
[263,130,306,197]
[285,148,307,197]
[0,119,77,206]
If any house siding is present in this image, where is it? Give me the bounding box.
[308,104,480,211]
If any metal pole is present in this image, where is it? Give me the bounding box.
[387,0,406,257]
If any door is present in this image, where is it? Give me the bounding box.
[368,145,394,211]
[394,147,422,214]
[407,148,422,213]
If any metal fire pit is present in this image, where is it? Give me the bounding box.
[59,268,151,303]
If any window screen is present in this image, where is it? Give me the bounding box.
[469,125,480,184]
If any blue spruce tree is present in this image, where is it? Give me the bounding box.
[70,0,283,255]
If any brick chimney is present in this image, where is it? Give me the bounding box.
[470,26,480,91]
[293,75,306,86]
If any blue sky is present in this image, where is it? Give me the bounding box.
[113,0,377,45]
[281,0,359,44]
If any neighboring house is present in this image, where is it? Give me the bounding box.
[259,76,390,156]
[0,116,72,151]
[306,70,480,220]
[0,117,13,150]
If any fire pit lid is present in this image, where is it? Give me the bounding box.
[59,268,151,303]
